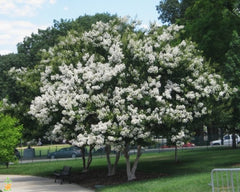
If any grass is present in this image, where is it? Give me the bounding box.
[0,147,240,192]
[100,173,211,192]
[100,148,240,192]
[0,159,82,176]
[17,144,71,157]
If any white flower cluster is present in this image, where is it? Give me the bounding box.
[8,67,27,76]
[0,98,16,112]
[171,130,188,147]
[29,18,233,149]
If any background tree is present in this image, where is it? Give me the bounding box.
[0,102,22,168]
[182,0,240,145]
[222,31,240,147]
[156,0,180,24]
[157,0,240,144]
[0,53,27,100]
[17,13,117,69]
[156,0,196,24]
[183,0,240,66]
[157,0,240,66]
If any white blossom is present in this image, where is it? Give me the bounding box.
[28,18,233,152]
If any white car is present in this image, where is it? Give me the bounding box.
[210,134,240,146]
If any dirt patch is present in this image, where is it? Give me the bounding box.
[70,168,166,189]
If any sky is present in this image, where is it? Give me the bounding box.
[0,0,161,55]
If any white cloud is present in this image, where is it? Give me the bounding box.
[0,49,13,55]
[49,0,57,4]
[0,0,56,17]
[0,20,48,54]
[0,0,55,54]
[64,6,69,11]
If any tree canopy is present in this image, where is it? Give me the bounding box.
[0,102,22,167]
[183,0,240,66]
[29,18,232,180]
[156,0,196,24]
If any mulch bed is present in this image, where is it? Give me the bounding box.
[70,168,167,189]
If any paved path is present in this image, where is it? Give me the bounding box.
[0,175,94,192]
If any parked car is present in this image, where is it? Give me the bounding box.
[182,142,195,147]
[210,134,240,146]
[47,146,81,159]
[161,142,195,148]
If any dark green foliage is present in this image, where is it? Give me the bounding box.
[223,31,240,86]
[156,0,196,24]
[156,0,181,24]
[183,0,240,66]
[0,53,27,100]
[223,31,240,134]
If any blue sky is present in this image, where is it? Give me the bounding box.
[0,0,161,55]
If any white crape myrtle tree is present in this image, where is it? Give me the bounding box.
[29,17,233,181]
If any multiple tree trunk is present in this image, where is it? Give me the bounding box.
[81,145,94,172]
[80,144,142,181]
[123,144,142,181]
[105,145,120,176]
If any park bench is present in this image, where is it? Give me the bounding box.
[54,166,72,184]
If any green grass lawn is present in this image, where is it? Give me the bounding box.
[100,148,240,192]
[0,147,240,192]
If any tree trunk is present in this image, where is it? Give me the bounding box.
[106,145,120,176]
[81,146,87,172]
[123,144,142,181]
[232,102,238,149]
[86,145,94,170]
[81,145,94,172]
[175,145,178,163]
[232,131,237,149]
